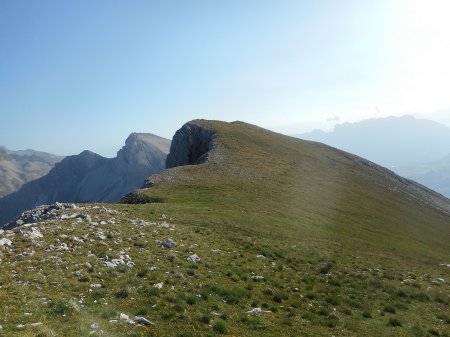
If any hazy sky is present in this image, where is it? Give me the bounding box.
[1,0,449,157]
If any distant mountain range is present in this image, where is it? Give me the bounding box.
[298,115,450,167]
[297,115,450,197]
[0,147,63,198]
[0,133,170,225]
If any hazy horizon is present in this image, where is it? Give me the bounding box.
[1,0,450,157]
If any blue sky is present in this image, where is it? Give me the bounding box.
[1,0,449,157]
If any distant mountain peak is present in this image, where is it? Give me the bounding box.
[299,115,450,167]
[0,133,171,225]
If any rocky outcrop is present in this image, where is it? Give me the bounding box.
[2,202,77,230]
[166,121,215,168]
[0,133,170,226]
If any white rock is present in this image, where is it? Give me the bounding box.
[247,307,262,315]
[0,238,12,247]
[154,282,163,289]
[119,313,129,320]
[16,324,25,329]
[29,227,43,239]
[109,320,118,324]
[90,322,99,329]
[187,254,201,263]
[251,275,264,280]
[30,322,43,327]
[434,278,445,284]
[132,316,154,326]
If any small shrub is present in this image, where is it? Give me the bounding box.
[362,310,372,318]
[78,275,90,282]
[91,289,107,300]
[388,317,402,327]
[319,262,334,274]
[213,320,227,334]
[115,289,129,299]
[49,299,74,316]
[137,269,148,278]
[301,311,315,321]
[200,315,211,324]
[186,296,197,305]
[220,287,249,304]
[383,305,396,313]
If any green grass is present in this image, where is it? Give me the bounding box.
[0,120,449,336]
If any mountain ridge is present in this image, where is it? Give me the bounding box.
[0,120,448,336]
[0,133,170,225]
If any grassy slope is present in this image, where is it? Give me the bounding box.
[0,120,449,336]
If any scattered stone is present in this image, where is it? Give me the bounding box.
[109,320,118,324]
[132,316,154,326]
[247,308,262,315]
[126,319,136,325]
[251,275,264,280]
[433,278,445,285]
[16,324,25,330]
[187,254,201,263]
[119,313,129,320]
[154,282,164,289]
[256,255,266,259]
[90,322,99,329]
[0,238,12,247]
[159,238,176,249]
[104,254,134,268]
[30,322,43,327]
[29,227,43,239]
[76,214,91,222]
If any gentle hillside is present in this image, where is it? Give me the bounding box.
[298,115,450,167]
[0,147,63,197]
[0,120,448,336]
[0,133,170,225]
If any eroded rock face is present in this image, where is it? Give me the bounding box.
[166,122,215,168]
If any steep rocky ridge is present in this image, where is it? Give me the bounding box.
[0,133,170,226]
[0,147,63,197]
[131,120,450,216]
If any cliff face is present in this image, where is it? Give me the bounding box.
[166,122,215,168]
[0,133,171,226]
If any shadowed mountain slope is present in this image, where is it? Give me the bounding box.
[0,133,170,225]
